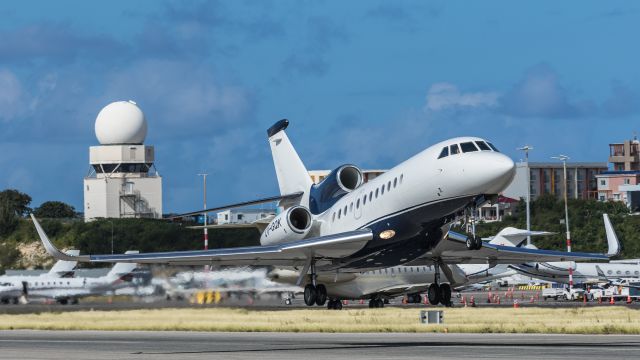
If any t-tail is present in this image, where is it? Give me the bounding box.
[104,251,139,283]
[47,250,80,278]
[267,119,313,208]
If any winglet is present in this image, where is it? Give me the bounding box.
[603,214,621,257]
[30,214,90,262]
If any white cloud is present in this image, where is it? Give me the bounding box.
[424,82,499,111]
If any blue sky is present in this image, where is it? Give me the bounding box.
[1,1,639,213]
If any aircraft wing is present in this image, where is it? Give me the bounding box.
[410,230,611,266]
[32,214,372,267]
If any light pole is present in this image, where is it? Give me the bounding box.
[197,173,209,251]
[552,154,572,289]
[517,145,533,246]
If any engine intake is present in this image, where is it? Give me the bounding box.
[309,164,363,214]
[260,206,313,245]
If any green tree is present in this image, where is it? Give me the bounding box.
[0,202,19,237]
[34,201,76,218]
[0,189,32,217]
[0,242,20,274]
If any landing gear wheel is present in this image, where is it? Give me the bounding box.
[285,298,292,305]
[466,237,474,250]
[428,283,440,305]
[369,299,375,308]
[473,235,483,250]
[376,299,384,308]
[315,284,327,306]
[439,283,452,306]
[304,284,317,306]
[335,300,343,310]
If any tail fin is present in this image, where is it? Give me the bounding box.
[603,214,621,257]
[47,250,80,278]
[105,251,139,281]
[267,120,313,198]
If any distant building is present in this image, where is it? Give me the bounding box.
[217,209,275,225]
[502,162,607,201]
[477,196,519,223]
[84,101,163,221]
[595,136,640,211]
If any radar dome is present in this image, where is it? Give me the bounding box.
[95,101,147,145]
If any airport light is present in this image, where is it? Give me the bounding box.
[517,145,533,246]
[552,154,573,289]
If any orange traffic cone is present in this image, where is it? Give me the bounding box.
[583,293,587,305]
[598,296,602,304]
[496,296,500,305]
[359,299,364,305]
[609,296,615,305]
[343,300,349,306]
[530,296,535,304]
[627,295,632,304]
[513,299,519,308]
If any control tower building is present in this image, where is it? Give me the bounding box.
[83,101,163,221]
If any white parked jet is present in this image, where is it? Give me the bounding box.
[0,253,139,305]
[32,120,613,309]
[0,252,79,304]
[509,214,631,285]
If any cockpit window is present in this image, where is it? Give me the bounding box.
[438,147,449,159]
[475,141,491,151]
[487,142,500,152]
[460,142,479,153]
[450,144,460,155]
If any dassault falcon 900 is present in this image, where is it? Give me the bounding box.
[33,119,612,308]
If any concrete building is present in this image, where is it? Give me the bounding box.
[83,101,163,221]
[502,161,607,201]
[217,209,275,225]
[595,137,640,211]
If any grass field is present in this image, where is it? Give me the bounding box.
[1,307,639,334]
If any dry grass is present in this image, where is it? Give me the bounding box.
[1,307,639,334]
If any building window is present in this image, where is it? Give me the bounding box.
[224,214,229,221]
[237,214,243,220]
[625,178,631,185]
[600,180,606,186]
[599,195,606,201]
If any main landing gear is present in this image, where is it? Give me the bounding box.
[368,298,384,308]
[303,260,328,307]
[428,261,453,306]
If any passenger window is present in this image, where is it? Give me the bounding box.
[338,209,341,219]
[450,144,460,155]
[475,141,491,151]
[438,147,449,159]
[344,205,347,214]
[393,178,397,188]
[387,181,391,191]
[381,186,385,195]
[363,195,367,205]
[369,192,373,201]
[487,142,500,152]
[332,213,335,222]
[350,203,353,212]
[356,199,360,209]
[460,142,479,153]
[391,268,395,274]
[375,189,379,198]
[400,174,403,184]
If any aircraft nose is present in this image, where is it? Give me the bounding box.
[484,153,516,194]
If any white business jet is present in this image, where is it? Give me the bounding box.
[0,254,139,305]
[0,252,79,304]
[32,120,612,309]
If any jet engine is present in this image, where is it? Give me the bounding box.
[309,164,363,214]
[260,205,313,245]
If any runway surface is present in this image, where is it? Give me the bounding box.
[1,330,639,360]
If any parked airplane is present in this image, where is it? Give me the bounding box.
[0,252,79,304]
[268,229,550,309]
[32,119,614,309]
[509,214,631,285]
[0,253,139,305]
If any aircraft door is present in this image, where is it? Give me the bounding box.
[354,190,363,220]
[21,281,28,296]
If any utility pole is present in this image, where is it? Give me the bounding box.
[552,154,572,289]
[518,145,533,246]
[197,173,209,251]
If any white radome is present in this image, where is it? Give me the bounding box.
[95,100,147,145]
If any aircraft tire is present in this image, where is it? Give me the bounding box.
[368,299,375,308]
[58,298,68,305]
[377,299,384,308]
[474,235,483,250]
[466,237,474,250]
[428,283,440,305]
[315,284,327,306]
[439,283,452,305]
[11,297,19,305]
[303,284,317,306]
[335,300,343,310]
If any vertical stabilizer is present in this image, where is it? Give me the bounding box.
[105,251,139,281]
[267,120,313,198]
[47,250,80,278]
[603,214,621,257]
